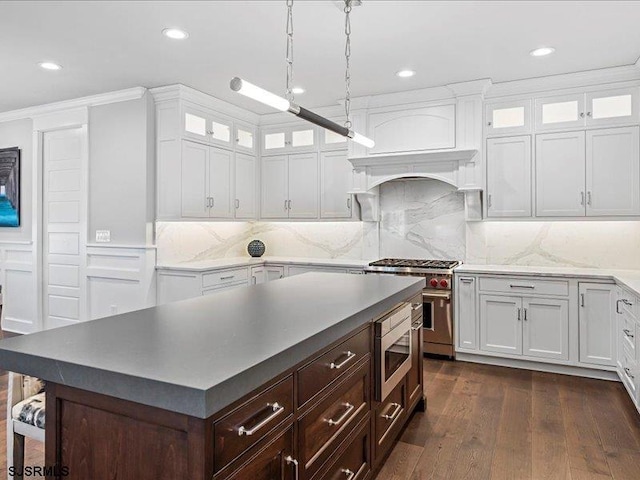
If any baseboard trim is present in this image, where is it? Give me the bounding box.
[455,352,620,382]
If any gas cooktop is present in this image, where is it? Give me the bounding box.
[367,258,460,270]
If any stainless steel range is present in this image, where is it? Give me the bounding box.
[365,258,461,358]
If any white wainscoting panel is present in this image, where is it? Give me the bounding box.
[0,242,37,333]
[85,246,156,320]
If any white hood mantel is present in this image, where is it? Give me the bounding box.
[348,148,483,222]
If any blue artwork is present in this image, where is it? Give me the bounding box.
[0,148,20,227]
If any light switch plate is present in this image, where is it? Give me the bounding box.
[96,230,111,243]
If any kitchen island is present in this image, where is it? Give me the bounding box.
[0,272,425,480]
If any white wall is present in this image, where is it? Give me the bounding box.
[89,92,155,246]
[0,118,33,241]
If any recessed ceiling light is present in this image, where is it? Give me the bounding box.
[396,70,416,78]
[39,62,62,71]
[530,47,555,57]
[162,28,189,40]
[292,87,305,94]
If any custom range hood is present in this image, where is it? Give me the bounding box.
[348,148,483,222]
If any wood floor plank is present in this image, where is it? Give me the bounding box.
[375,441,424,480]
[587,381,640,452]
[604,447,640,480]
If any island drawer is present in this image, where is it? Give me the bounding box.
[318,416,371,480]
[214,376,294,473]
[374,378,406,462]
[298,327,370,407]
[298,359,370,480]
[479,276,569,297]
[409,292,423,321]
[203,267,249,289]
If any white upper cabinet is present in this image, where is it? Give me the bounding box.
[535,131,586,217]
[182,105,232,148]
[234,153,257,219]
[261,125,318,155]
[322,127,348,150]
[586,126,640,216]
[486,100,531,136]
[320,151,353,219]
[586,88,640,127]
[234,122,256,153]
[579,283,617,367]
[486,135,532,218]
[535,94,585,132]
[209,147,233,218]
[261,155,289,219]
[181,141,209,218]
[367,105,456,154]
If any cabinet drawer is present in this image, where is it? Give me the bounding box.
[409,292,423,321]
[298,327,370,407]
[214,376,294,472]
[318,417,371,480]
[620,350,638,401]
[298,359,370,480]
[618,289,639,320]
[374,378,406,461]
[620,313,636,359]
[203,267,248,289]
[479,277,569,297]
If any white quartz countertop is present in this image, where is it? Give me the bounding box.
[156,256,372,272]
[456,264,640,297]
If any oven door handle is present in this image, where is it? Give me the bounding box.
[423,291,451,301]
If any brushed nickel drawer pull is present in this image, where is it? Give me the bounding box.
[624,367,635,380]
[326,402,355,426]
[330,351,356,370]
[220,275,235,280]
[237,402,284,436]
[412,303,422,311]
[341,469,356,480]
[624,329,635,339]
[381,402,402,421]
[285,456,299,480]
[460,278,474,283]
[411,323,422,331]
[509,284,535,289]
[622,299,633,306]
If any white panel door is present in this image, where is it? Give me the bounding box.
[486,136,532,217]
[234,152,256,219]
[288,153,318,219]
[579,283,617,366]
[265,266,285,281]
[320,151,352,219]
[523,297,569,360]
[456,276,478,351]
[208,146,233,218]
[250,267,266,285]
[181,141,209,218]
[586,127,640,216]
[480,295,522,355]
[261,155,289,219]
[43,127,87,329]
[535,131,586,217]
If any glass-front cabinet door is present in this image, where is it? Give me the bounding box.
[586,88,640,127]
[485,100,531,136]
[183,106,210,143]
[234,122,256,153]
[535,94,585,131]
[290,126,316,151]
[261,125,318,155]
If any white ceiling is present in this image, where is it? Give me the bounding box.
[2,1,640,114]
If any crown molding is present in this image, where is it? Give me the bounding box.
[0,87,147,123]
[150,84,260,124]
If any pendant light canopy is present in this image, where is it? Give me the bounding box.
[230,0,374,149]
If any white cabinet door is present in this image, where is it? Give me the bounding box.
[486,136,532,218]
[290,126,317,152]
[265,266,285,281]
[182,106,210,144]
[181,141,209,218]
[535,131,586,217]
[579,283,617,366]
[523,297,569,360]
[480,295,522,355]
[586,88,640,127]
[208,115,232,148]
[157,272,200,305]
[261,155,289,219]
[368,105,456,154]
[250,266,266,284]
[209,147,233,218]
[456,276,478,351]
[288,153,318,219]
[234,153,256,219]
[534,94,585,132]
[320,151,353,219]
[586,127,640,216]
[486,100,531,136]
[262,127,289,155]
[234,122,256,153]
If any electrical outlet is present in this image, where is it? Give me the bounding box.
[110,305,118,315]
[96,230,111,243]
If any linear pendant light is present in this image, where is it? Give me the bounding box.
[230,0,374,149]
[230,77,374,148]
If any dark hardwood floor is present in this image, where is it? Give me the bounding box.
[2,326,640,480]
[376,359,640,480]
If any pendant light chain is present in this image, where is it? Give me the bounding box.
[286,0,294,102]
[344,0,352,129]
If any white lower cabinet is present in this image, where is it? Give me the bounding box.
[480,295,523,355]
[522,297,569,360]
[579,283,617,366]
[287,265,348,276]
[251,266,285,284]
[456,277,477,350]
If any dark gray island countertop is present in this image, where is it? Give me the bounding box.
[0,272,424,418]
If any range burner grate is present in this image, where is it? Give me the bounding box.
[368,258,460,269]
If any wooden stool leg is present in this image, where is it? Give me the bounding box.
[12,432,24,480]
